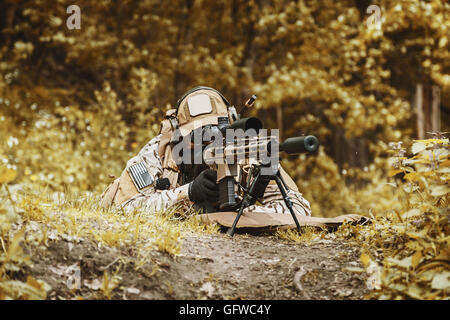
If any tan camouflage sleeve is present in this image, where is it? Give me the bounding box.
[122,184,190,213]
[121,135,192,213]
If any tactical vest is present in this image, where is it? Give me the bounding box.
[99,109,180,209]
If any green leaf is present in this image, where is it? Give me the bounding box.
[431,271,450,290]
[412,142,427,155]
[403,208,422,218]
[436,166,450,173]
[430,185,450,197]
[386,256,412,269]
[0,167,17,184]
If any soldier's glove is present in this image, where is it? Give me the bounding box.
[188,169,219,203]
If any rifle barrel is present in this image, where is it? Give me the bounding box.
[279,136,319,154]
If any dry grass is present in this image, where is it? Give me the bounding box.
[275,226,326,244]
[15,187,219,256]
[0,185,219,299]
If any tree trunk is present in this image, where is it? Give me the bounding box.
[416,83,441,139]
[276,107,283,141]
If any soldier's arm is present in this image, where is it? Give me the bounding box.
[122,184,191,213]
[254,183,311,216]
[108,135,192,213]
[243,166,312,216]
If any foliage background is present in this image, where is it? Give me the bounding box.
[0,0,449,300]
[0,0,449,216]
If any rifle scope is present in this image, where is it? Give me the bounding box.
[225,117,263,133]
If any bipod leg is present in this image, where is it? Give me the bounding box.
[226,170,261,237]
[273,172,302,232]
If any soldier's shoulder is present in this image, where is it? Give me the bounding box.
[138,134,161,154]
[146,134,162,147]
[125,134,162,168]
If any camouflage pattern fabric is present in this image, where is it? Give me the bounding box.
[121,135,190,213]
[122,134,311,216]
[244,183,311,216]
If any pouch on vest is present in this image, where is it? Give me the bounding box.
[158,109,177,161]
[99,178,120,209]
[100,158,156,208]
[158,109,179,189]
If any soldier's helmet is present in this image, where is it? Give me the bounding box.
[175,86,232,137]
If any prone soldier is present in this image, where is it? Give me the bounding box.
[99,86,312,217]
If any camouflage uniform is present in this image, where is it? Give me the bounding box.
[100,86,312,217]
[121,134,312,216]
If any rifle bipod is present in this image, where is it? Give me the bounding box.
[226,167,302,237]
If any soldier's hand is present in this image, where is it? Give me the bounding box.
[188,169,219,203]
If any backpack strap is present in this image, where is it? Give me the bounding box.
[158,109,177,160]
[157,109,180,189]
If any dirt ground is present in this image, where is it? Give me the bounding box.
[23,229,371,300]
